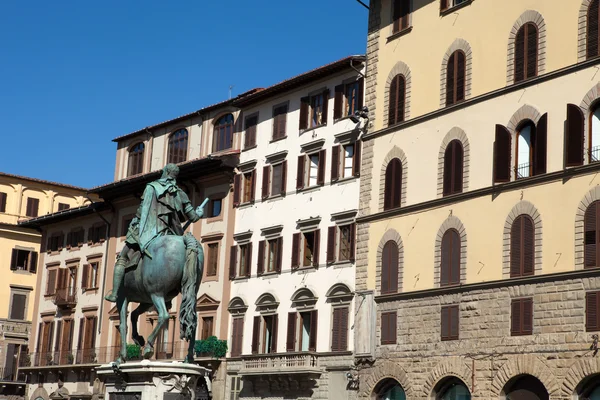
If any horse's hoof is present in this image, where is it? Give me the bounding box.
[143,345,154,359]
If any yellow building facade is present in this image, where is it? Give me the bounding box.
[355,0,600,399]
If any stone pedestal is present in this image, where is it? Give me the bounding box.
[96,360,211,400]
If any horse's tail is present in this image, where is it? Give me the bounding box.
[180,233,201,341]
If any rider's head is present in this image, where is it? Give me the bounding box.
[162,164,180,180]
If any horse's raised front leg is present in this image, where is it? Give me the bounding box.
[131,303,151,347]
[116,296,129,365]
[143,294,169,360]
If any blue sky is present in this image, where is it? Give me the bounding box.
[0,1,368,188]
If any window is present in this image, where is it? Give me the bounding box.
[376,380,407,400]
[57,203,70,211]
[392,0,410,33]
[587,291,600,331]
[66,228,85,248]
[445,50,465,106]
[441,305,459,341]
[511,298,533,336]
[229,243,251,279]
[565,103,585,167]
[201,317,214,340]
[251,314,278,354]
[443,140,463,196]
[440,0,469,12]
[82,261,99,290]
[206,243,218,277]
[167,128,188,164]
[25,197,39,218]
[262,161,287,199]
[381,241,399,294]
[510,215,535,277]
[333,79,364,119]
[0,192,6,213]
[326,224,356,264]
[10,249,38,273]
[585,201,600,269]
[297,150,326,189]
[214,114,234,152]
[286,311,317,352]
[388,74,406,126]
[47,232,64,252]
[46,267,58,296]
[516,121,534,178]
[514,23,538,83]
[272,104,288,140]
[56,319,74,365]
[233,170,256,206]
[88,224,106,244]
[331,142,361,181]
[230,317,244,357]
[9,292,27,320]
[436,377,471,400]
[440,229,461,286]
[588,0,600,59]
[230,376,242,400]
[380,311,397,345]
[37,321,54,366]
[208,199,222,218]
[384,158,402,210]
[257,237,282,275]
[590,105,600,163]
[128,142,145,176]
[244,114,258,149]
[300,90,329,130]
[291,230,320,269]
[331,306,349,352]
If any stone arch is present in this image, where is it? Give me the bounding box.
[29,387,49,400]
[574,186,600,269]
[376,229,404,295]
[506,10,547,85]
[378,146,408,212]
[436,127,471,198]
[506,104,544,180]
[360,360,413,399]
[440,38,473,108]
[423,357,472,397]
[434,216,467,287]
[561,357,600,396]
[490,355,560,397]
[578,0,596,62]
[383,61,412,126]
[502,201,543,278]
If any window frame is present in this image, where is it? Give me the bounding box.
[8,288,29,321]
[388,74,406,127]
[440,305,459,341]
[384,158,403,210]
[588,0,600,60]
[167,128,188,164]
[440,0,472,15]
[244,113,259,149]
[213,114,235,153]
[326,223,356,264]
[230,317,245,357]
[381,241,399,294]
[0,192,7,213]
[586,291,600,332]
[442,139,464,196]
[380,311,397,345]
[10,248,38,273]
[511,298,533,336]
[82,260,100,291]
[263,161,287,199]
[272,103,288,141]
[440,228,461,287]
[392,0,411,35]
[514,22,539,83]
[445,50,466,106]
[25,197,39,218]
[127,142,145,176]
[510,214,535,277]
[330,305,349,352]
[205,242,219,278]
[201,316,214,340]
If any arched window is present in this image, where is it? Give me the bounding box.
[502,374,549,400]
[127,142,145,176]
[585,200,600,269]
[443,140,463,196]
[440,229,460,286]
[434,377,471,400]
[577,373,600,399]
[375,379,406,400]
[213,114,234,152]
[516,121,535,179]
[510,215,535,277]
[388,74,406,126]
[588,0,600,60]
[381,241,399,294]
[384,158,402,210]
[445,50,465,106]
[168,129,188,164]
[514,22,538,83]
[590,105,600,162]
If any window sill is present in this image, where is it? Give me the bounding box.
[270,136,287,144]
[440,0,473,16]
[380,342,396,346]
[300,124,327,135]
[203,274,219,282]
[238,201,255,209]
[297,185,323,194]
[331,176,358,186]
[242,144,257,152]
[231,276,249,282]
[330,260,353,269]
[82,288,99,294]
[46,250,61,255]
[510,332,533,337]
[387,26,413,42]
[206,215,224,224]
[441,337,459,341]
[211,148,234,156]
[293,265,318,274]
[258,271,279,279]
[263,194,285,202]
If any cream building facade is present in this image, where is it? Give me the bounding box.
[355,0,600,399]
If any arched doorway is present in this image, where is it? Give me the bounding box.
[501,374,548,400]
[373,378,406,400]
[433,377,471,400]
[576,373,600,399]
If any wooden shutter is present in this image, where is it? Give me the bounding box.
[384,159,402,210]
[9,293,26,320]
[36,322,42,353]
[381,313,389,344]
[588,0,600,59]
[286,312,297,351]
[270,314,279,353]
[456,51,465,102]
[291,233,301,270]
[245,243,252,278]
[334,84,344,119]
[515,26,525,82]
[322,89,329,124]
[229,246,237,280]
[47,269,57,295]
[276,237,283,273]
[29,251,38,273]
[262,165,270,199]
[381,312,396,344]
[440,231,451,286]
[0,192,6,213]
[251,316,260,354]
[280,160,287,195]
[327,226,337,263]
[522,298,533,334]
[511,216,523,277]
[233,174,241,206]
[354,141,362,177]
[586,291,600,331]
[446,52,455,106]
[382,242,399,294]
[297,155,305,189]
[441,307,450,340]
[451,230,460,284]
[54,321,63,352]
[308,310,318,351]
[441,0,449,11]
[249,169,256,202]
[47,322,55,353]
[534,113,547,175]
[356,78,364,110]
[526,23,538,79]
[300,97,309,130]
[10,249,17,270]
[566,104,585,167]
[444,140,464,195]
[392,0,401,33]
[331,308,341,351]
[523,216,535,276]
[585,202,599,269]
[493,125,512,183]
[349,222,356,262]
[81,264,89,290]
[338,307,349,351]
[317,149,326,185]
[66,232,73,248]
[257,240,265,275]
[511,299,521,335]
[388,76,398,126]
[331,145,340,181]
[312,229,320,267]
[231,318,244,357]
[449,306,459,339]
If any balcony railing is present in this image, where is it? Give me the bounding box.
[240,352,321,375]
[0,319,31,337]
[52,287,77,308]
[591,145,600,162]
[515,162,531,179]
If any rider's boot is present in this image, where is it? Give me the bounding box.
[105,258,126,302]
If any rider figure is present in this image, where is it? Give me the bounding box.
[105,163,202,303]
